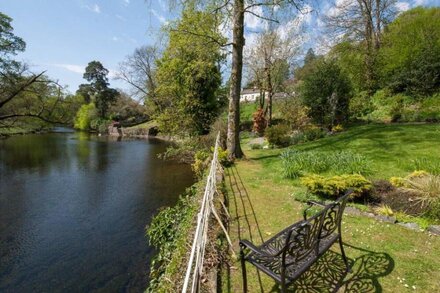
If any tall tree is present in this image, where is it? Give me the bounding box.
[245,30,296,125]
[79,61,118,118]
[154,7,225,136]
[324,0,396,91]
[153,0,308,159]
[117,45,159,102]
[0,12,25,70]
[0,12,66,126]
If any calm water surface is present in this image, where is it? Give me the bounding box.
[0,130,194,292]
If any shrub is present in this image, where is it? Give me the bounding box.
[90,117,111,134]
[331,124,344,133]
[280,149,372,179]
[146,186,198,292]
[299,58,352,128]
[390,176,406,187]
[191,150,210,178]
[265,124,291,147]
[301,174,373,198]
[403,174,440,219]
[279,97,310,130]
[291,131,306,145]
[303,126,327,141]
[74,103,97,130]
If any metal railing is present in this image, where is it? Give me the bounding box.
[182,133,232,293]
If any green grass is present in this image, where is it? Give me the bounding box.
[125,120,158,130]
[221,123,440,292]
[240,100,283,123]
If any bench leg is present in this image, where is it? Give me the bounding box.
[339,236,351,273]
[240,248,248,293]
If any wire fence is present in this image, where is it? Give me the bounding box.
[181,133,232,293]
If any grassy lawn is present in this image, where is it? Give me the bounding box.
[221,123,440,292]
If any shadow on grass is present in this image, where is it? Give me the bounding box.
[265,244,394,293]
[225,165,266,292]
[224,164,394,293]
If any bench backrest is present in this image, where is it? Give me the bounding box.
[320,192,350,239]
[282,207,328,267]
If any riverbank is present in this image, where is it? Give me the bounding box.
[221,123,440,292]
[0,125,51,138]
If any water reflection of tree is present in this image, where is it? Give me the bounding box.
[0,134,67,174]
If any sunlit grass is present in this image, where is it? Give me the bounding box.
[221,123,440,292]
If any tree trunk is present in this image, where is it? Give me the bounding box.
[226,0,244,160]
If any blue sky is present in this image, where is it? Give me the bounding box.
[1,0,438,93]
[0,0,173,93]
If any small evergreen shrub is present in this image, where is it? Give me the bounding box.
[301,174,373,198]
[390,176,406,187]
[265,124,291,147]
[331,124,344,133]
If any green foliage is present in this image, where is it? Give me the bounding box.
[250,143,263,150]
[279,97,310,130]
[390,176,406,188]
[265,124,290,147]
[292,190,320,203]
[409,158,440,175]
[349,91,373,119]
[79,61,119,118]
[379,7,440,96]
[281,149,372,179]
[74,103,97,130]
[299,58,352,129]
[90,117,111,134]
[364,89,414,122]
[330,41,366,93]
[154,7,225,136]
[0,12,25,69]
[146,186,198,292]
[302,127,327,142]
[301,174,372,198]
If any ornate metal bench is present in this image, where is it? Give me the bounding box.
[239,191,352,292]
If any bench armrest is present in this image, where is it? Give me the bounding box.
[239,240,282,258]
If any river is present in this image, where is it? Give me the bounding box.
[0,129,194,292]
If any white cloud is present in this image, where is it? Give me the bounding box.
[150,9,167,24]
[112,36,119,42]
[396,1,410,12]
[116,14,126,21]
[85,3,101,14]
[53,64,85,74]
[123,0,130,6]
[414,0,426,6]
